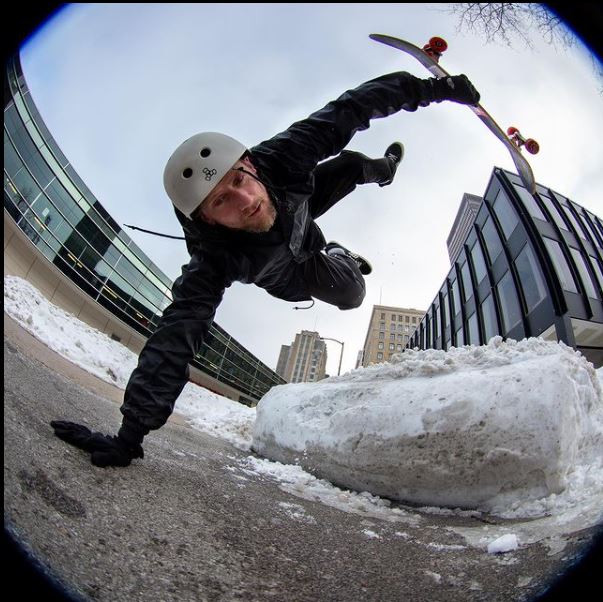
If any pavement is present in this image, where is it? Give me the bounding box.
[4,312,601,602]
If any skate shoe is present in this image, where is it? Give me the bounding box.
[325,241,372,275]
[379,141,404,187]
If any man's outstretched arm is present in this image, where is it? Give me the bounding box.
[51,252,232,467]
[252,71,479,175]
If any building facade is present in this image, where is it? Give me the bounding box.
[409,167,603,367]
[446,193,483,264]
[361,305,425,367]
[4,53,285,405]
[279,330,327,383]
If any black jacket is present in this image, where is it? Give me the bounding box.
[121,71,438,435]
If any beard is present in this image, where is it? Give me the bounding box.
[243,196,277,233]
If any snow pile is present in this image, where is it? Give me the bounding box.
[252,337,603,514]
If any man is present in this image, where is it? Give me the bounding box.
[51,70,480,467]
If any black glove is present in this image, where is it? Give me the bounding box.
[428,74,480,106]
[50,421,144,467]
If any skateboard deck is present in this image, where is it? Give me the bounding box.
[370,33,538,194]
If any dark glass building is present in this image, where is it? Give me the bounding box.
[409,167,603,367]
[4,53,285,404]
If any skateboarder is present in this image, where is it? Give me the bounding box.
[51,70,480,467]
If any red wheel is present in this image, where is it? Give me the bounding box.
[525,139,540,154]
[429,36,448,52]
[507,126,519,136]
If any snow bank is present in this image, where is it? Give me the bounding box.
[252,337,603,514]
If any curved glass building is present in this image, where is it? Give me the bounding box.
[4,53,285,405]
[409,167,603,367]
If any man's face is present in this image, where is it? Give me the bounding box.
[194,157,276,233]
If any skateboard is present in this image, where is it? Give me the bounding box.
[369,33,539,194]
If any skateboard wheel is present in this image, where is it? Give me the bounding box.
[429,37,448,52]
[525,139,540,154]
[507,126,519,136]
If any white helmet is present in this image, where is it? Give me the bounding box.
[163,132,247,218]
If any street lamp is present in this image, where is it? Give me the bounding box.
[319,336,345,376]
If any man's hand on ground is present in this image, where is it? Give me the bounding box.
[50,420,144,467]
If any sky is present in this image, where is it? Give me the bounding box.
[19,3,603,376]
[4,273,603,555]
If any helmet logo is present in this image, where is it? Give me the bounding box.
[202,168,217,181]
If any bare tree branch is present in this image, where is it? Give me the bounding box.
[447,3,576,50]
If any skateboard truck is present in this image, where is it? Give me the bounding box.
[507,127,540,155]
[422,36,448,62]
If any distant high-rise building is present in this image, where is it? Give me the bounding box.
[355,350,364,369]
[275,344,290,379]
[278,331,328,383]
[447,193,483,264]
[362,305,425,367]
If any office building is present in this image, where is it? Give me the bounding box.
[446,193,483,264]
[4,53,285,405]
[409,167,603,367]
[362,305,425,366]
[279,331,327,383]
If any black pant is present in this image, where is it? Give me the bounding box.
[300,150,394,310]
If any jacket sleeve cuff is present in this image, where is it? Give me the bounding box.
[118,417,150,447]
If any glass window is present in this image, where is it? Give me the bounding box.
[378,342,384,350]
[543,238,578,294]
[515,186,547,221]
[480,294,498,342]
[380,313,385,320]
[4,132,25,176]
[539,195,568,231]
[497,271,522,332]
[470,240,488,284]
[467,312,480,345]
[379,321,385,331]
[11,167,42,206]
[44,179,85,226]
[451,278,461,316]
[584,211,602,249]
[442,292,450,329]
[377,353,383,361]
[481,217,503,264]
[460,261,473,302]
[455,326,464,346]
[561,204,587,240]
[434,304,441,340]
[412,316,417,324]
[11,125,55,190]
[514,244,548,311]
[389,343,395,351]
[589,256,603,291]
[492,189,519,240]
[570,248,598,299]
[379,332,384,340]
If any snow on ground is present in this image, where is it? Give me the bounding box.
[4,275,603,554]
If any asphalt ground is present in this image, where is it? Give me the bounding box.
[4,312,601,602]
